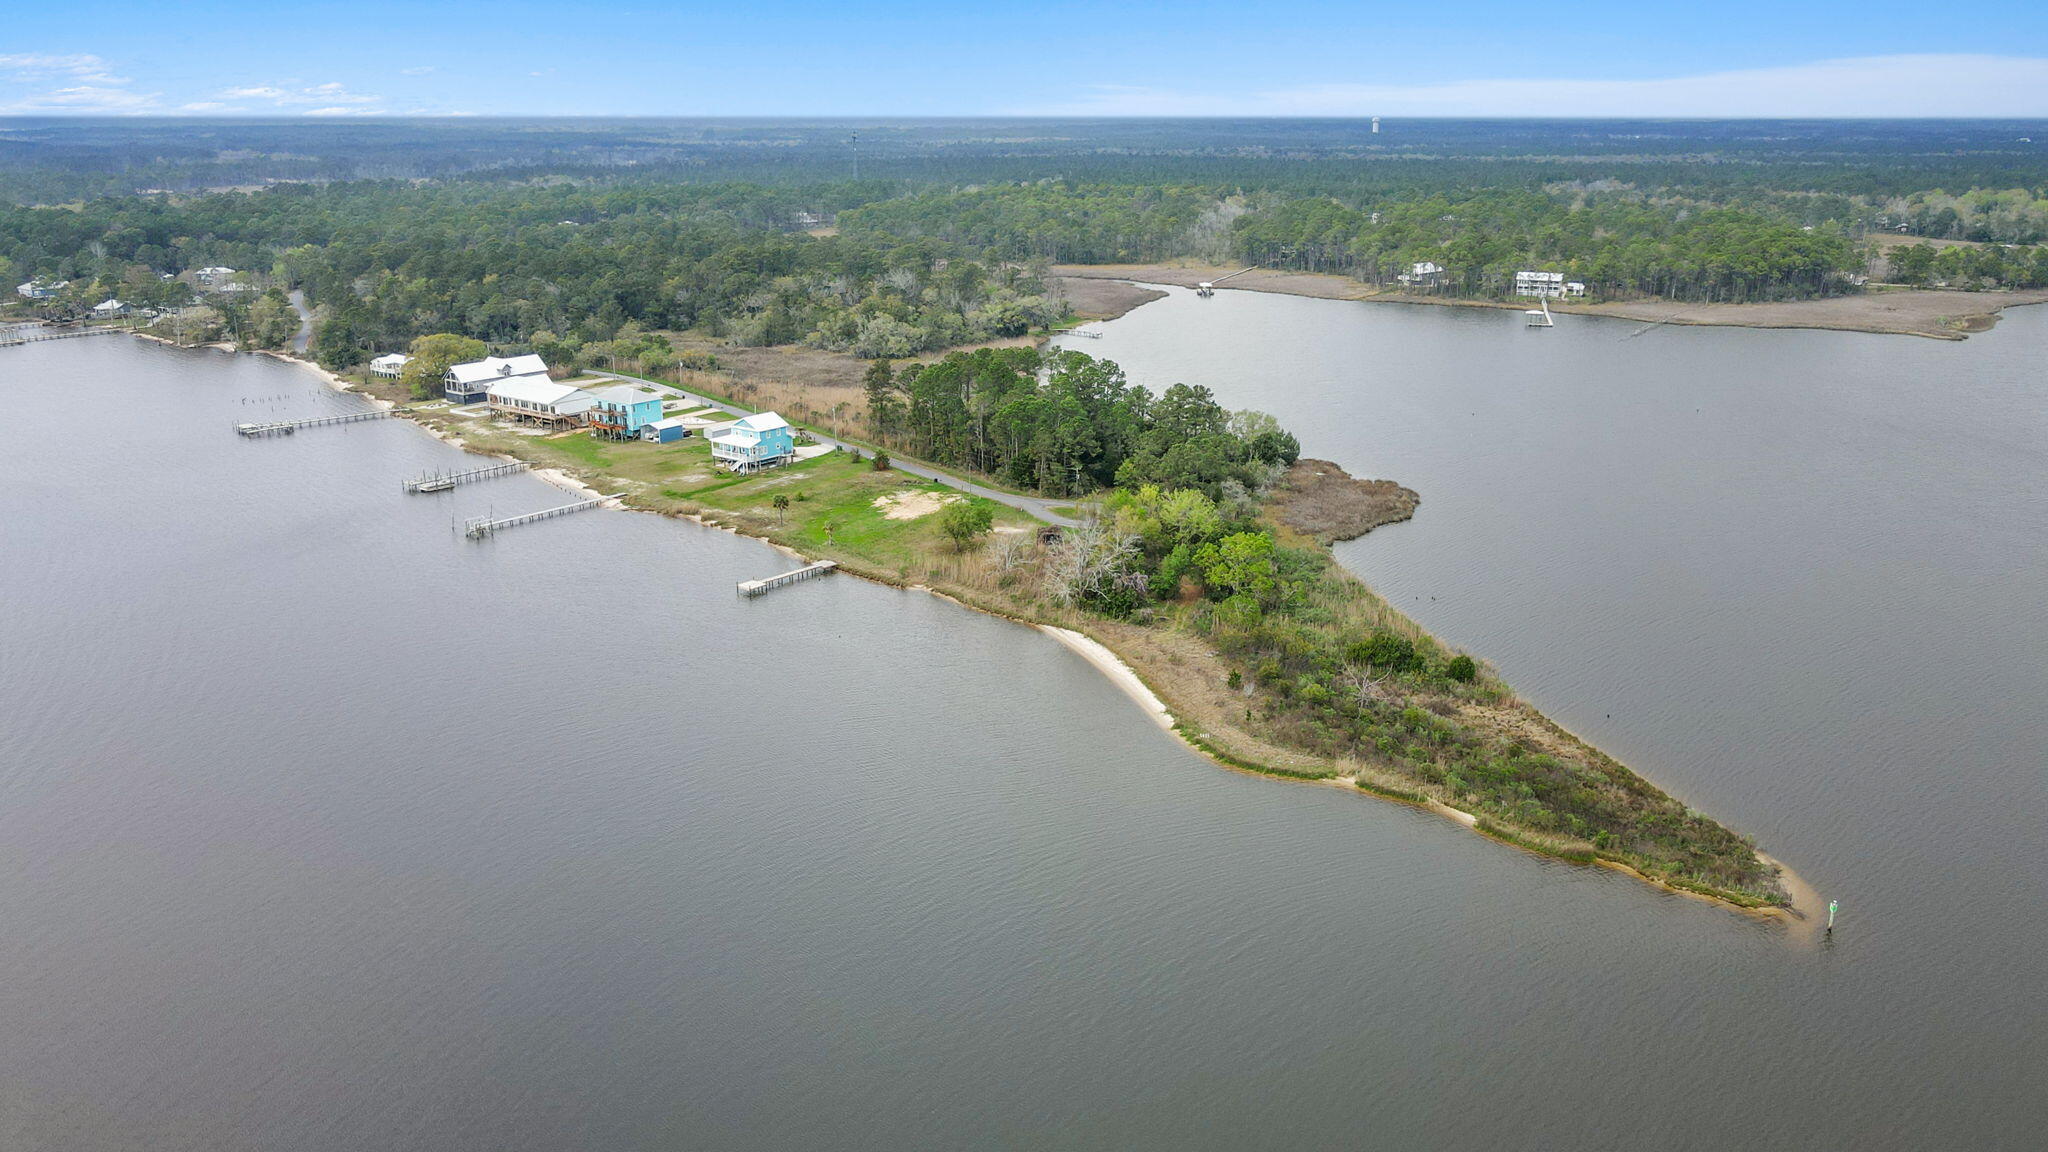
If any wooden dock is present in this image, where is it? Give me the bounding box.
[0,326,120,349]
[404,460,529,493]
[236,409,391,437]
[465,493,621,539]
[738,560,837,597]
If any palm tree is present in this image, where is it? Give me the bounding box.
[772,494,790,524]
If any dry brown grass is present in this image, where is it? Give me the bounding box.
[1267,458,1420,543]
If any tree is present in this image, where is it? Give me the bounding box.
[939,499,994,550]
[1445,655,1478,682]
[400,333,488,398]
[771,494,790,524]
[1196,531,1281,607]
[871,449,891,471]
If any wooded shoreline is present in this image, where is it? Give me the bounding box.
[1054,262,2048,340]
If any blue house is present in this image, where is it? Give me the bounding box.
[707,412,797,471]
[586,384,668,440]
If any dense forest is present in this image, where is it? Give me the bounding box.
[863,347,1300,497]
[6,117,2048,366]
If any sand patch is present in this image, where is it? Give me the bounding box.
[873,491,961,520]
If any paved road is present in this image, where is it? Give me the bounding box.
[594,371,1080,527]
[286,290,314,355]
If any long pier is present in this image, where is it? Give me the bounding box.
[236,409,391,437]
[738,560,837,597]
[0,326,120,348]
[465,493,621,539]
[404,460,530,493]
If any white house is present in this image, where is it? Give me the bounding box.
[1562,281,1588,298]
[1397,261,1448,288]
[444,353,549,404]
[16,280,65,300]
[193,266,237,287]
[370,352,414,377]
[1515,270,1567,298]
[91,298,131,317]
[707,411,797,472]
[485,376,597,425]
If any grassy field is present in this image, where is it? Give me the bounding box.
[426,414,1033,577]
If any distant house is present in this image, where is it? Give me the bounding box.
[16,280,65,300]
[485,376,597,426]
[370,352,413,377]
[193,266,236,287]
[91,298,131,317]
[585,384,667,440]
[1562,281,1588,298]
[707,411,797,472]
[1515,270,1567,298]
[1397,261,1447,288]
[444,353,549,404]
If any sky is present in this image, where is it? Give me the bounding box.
[3,0,2047,118]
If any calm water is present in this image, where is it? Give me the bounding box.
[1,324,2041,1149]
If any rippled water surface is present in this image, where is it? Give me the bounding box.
[3,326,2043,1149]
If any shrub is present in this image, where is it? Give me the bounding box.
[871,449,891,471]
[1346,631,1421,672]
[1445,654,1478,682]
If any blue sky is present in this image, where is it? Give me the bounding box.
[4,0,2048,117]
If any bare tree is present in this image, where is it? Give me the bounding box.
[1043,520,1140,607]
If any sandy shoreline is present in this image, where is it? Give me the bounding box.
[142,332,1806,926]
[1054,261,2048,340]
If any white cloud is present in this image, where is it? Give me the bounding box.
[0,84,161,114]
[303,106,387,117]
[178,101,230,112]
[1027,55,2048,118]
[211,81,383,110]
[0,53,125,83]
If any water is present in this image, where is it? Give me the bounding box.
[1,326,2041,1149]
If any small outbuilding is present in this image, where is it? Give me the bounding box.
[639,415,698,444]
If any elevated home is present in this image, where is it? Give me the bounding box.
[1397,261,1448,288]
[707,411,796,472]
[486,377,597,426]
[585,384,667,440]
[1562,281,1588,298]
[91,298,131,317]
[445,353,548,404]
[16,280,65,300]
[1515,270,1567,298]
[370,352,413,377]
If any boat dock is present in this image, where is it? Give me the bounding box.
[464,493,621,539]
[738,560,837,597]
[0,326,120,349]
[404,460,530,493]
[236,409,392,436]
